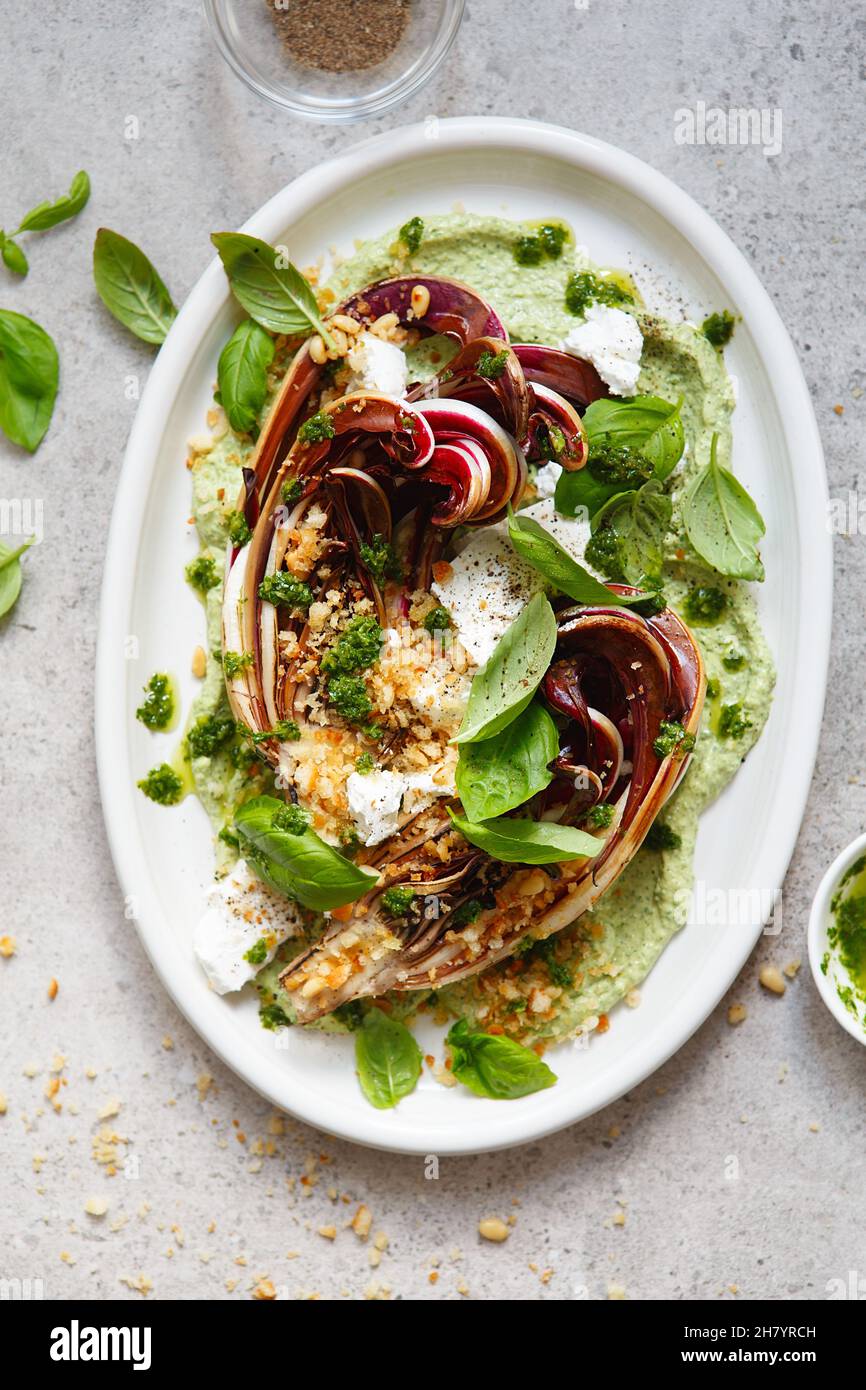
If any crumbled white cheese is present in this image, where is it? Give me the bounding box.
[194,859,301,994]
[346,770,405,847]
[534,460,563,498]
[346,765,455,847]
[431,499,591,666]
[562,304,643,396]
[409,666,473,729]
[345,332,408,397]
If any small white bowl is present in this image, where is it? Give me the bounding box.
[808,832,866,1045]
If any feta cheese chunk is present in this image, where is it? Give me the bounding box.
[533,460,563,498]
[409,666,473,729]
[346,770,405,847]
[562,304,643,397]
[346,764,456,847]
[345,332,408,397]
[431,499,591,667]
[194,859,302,995]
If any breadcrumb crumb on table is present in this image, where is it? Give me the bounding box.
[252,1279,278,1300]
[351,1204,372,1239]
[727,1003,747,1025]
[0,935,17,957]
[196,1074,213,1102]
[119,1273,153,1297]
[607,1282,627,1300]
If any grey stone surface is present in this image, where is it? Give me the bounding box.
[0,0,863,1302]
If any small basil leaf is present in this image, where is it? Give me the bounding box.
[1,237,28,277]
[93,227,177,345]
[596,480,672,585]
[556,394,684,519]
[235,795,378,912]
[16,170,91,233]
[0,309,59,452]
[582,394,685,478]
[506,507,647,607]
[355,1007,422,1109]
[446,1018,557,1099]
[217,319,275,435]
[0,537,34,618]
[453,592,557,745]
[211,232,333,345]
[449,809,603,865]
[682,437,765,581]
[456,700,558,822]
[555,462,634,520]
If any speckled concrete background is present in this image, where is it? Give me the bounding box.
[1,0,863,1302]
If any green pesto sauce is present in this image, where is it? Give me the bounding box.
[828,858,866,1025]
[188,211,775,1045]
[135,672,177,732]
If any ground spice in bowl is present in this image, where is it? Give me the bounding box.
[267,0,412,73]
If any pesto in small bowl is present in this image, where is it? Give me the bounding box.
[809,834,866,1043]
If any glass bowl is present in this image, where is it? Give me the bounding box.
[202,0,465,123]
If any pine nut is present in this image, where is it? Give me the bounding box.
[478,1217,510,1243]
[309,334,327,364]
[330,313,361,335]
[410,284,431,317]
[727,1002,747,1025]
[191,646,207,678]
[328,327,349,356]
[370,311,399,339]
[758,964,786,995]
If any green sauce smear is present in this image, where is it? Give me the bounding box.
[136,673,176,731]
[829,856,866,1021]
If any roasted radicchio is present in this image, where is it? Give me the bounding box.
[221,274,705,1022]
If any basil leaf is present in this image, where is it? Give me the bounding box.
[0,537,34,619]
[235,795,378,912]
[93,228,177,344]
[449,809,603,865]
[446,1019,557,1099]
[682,437,765,581]
[0,310,59,452]
[582,394,685,478]
[211,232,333,345]
[507,507,647,607]
[456,700,558,822]
[16,170,91,233]
[594,480,672,585]
[454,592,557,745]
[555,461,635,521]
[355,1007,422,1109]
[1,236,28,277]
[217,319,275,435]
